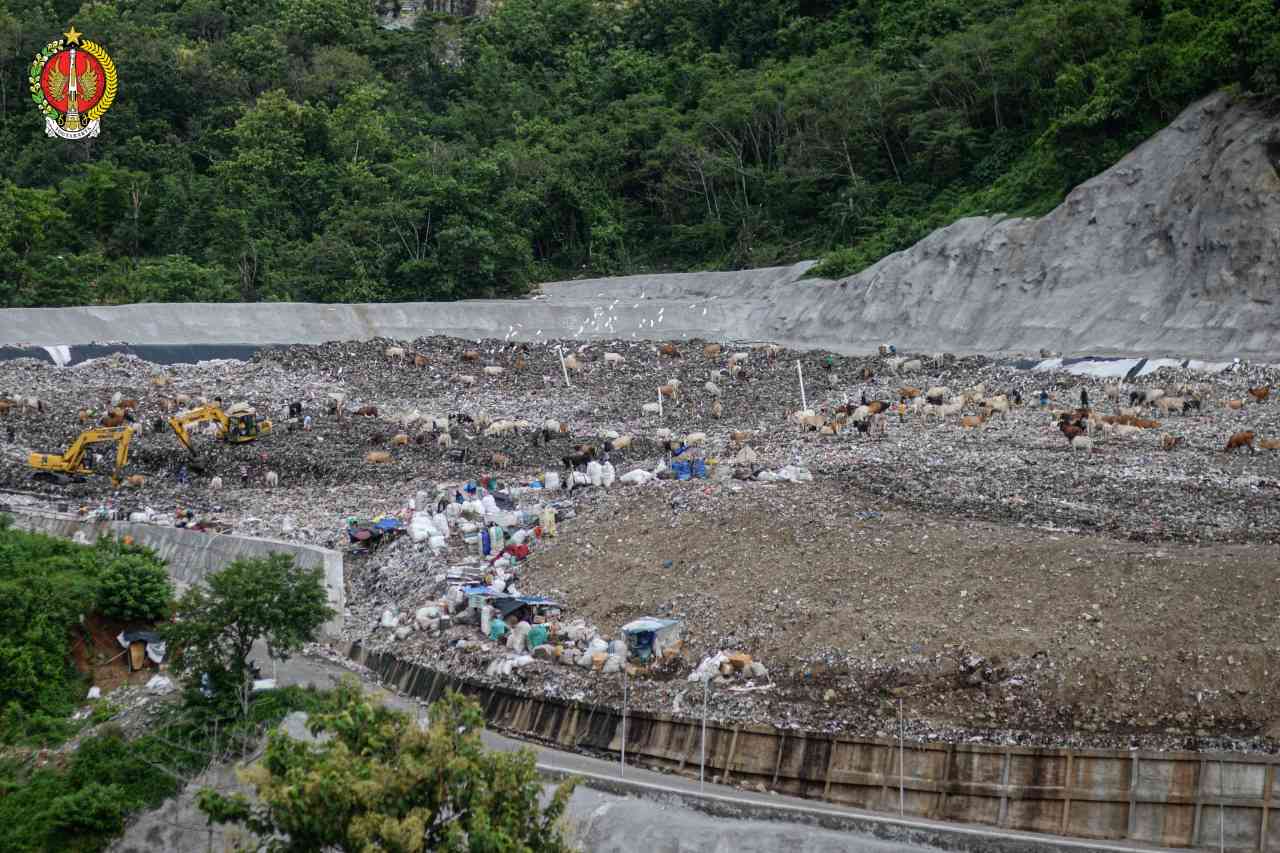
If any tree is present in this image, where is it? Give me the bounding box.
[95,552,173,623]
[164,554,335,717]
[198,680,578,852]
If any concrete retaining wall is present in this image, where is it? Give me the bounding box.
[7,508,343,638]
[347,643,1279,851]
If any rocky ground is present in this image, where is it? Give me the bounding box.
[3,338,1280,753]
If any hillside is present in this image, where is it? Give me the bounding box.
[0,0,1275,309]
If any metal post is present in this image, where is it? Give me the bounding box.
[898,698,905,815]
[558,346,571,388]
[657,388,663,418]
[797,361,807,411]
[701,679,708,792]
[1220,760,1224,853]
[620,668,627,777]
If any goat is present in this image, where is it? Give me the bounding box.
[1258,437,1280,451]
[1103,423,1141,439]
[642,402,662,414]
[437,433,452,449]
[730,430,751,446]
[604,352,625,367]
[392,433,410,446]
[127,475,145,488]
[711,399,723,419]
[366,451,392,463]
[658,383,681,401]
[1225,399,1245,410]
[385,346,406,360]
[413,353,429,368]
[799,414,825,432]
[704,381,722,398]
[684,432,707,447]
[1182,399,1202,415]
[483,365,505,376]
[491,452,511,468]
[209,476,223,490]
[512,353,526,371]
[563,354,583,372]
[455,375,477,387]
[1130,389,1165,406]
[1071,435,1093,453]
[659,343,681,358]
[354,405,379,417]
[728,351,750,367]
[1249,386,1271,403]
[1058,413,1088,444]
[1224,431,1256,454]
[868,412,888,439]
[264,471,278,488]
[703,343,722,358]
[605,434,633,452]
[562,448,597,469]
[1161,433,1183,451]
[899,386,921,400]
[981,395,1010,417]
[961,412,987,429]
[461,350,481,362]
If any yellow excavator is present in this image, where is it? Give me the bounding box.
[168,403,272,454]
[28,426,134,486]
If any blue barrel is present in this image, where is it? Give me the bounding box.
[691,459,707,479]
[672,461,691,481]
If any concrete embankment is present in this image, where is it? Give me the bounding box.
[5,507,343,637]
[346,642,1279,851]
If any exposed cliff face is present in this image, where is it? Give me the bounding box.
[375,0,494,31]
[774,91,1280,357]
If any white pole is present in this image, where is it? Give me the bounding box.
[558,346,571,388]
[620,669,627,777]
[701,679,708,792]
[797,361,807,411]
[898,698,905,816]
[657,388,663,418]
[1219,760,1224,853]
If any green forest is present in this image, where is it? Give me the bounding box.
[0,0,1274,306]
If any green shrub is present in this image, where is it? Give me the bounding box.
[95,554,173,623]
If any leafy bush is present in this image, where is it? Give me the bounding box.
[0,521,171,741]
[96,554,173,623]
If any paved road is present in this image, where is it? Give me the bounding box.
[271,648,1177,853]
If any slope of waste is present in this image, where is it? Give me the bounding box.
[2,337,1280,754]
[0,93,1276,361]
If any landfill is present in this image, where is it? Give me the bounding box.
[1,337,1279,754]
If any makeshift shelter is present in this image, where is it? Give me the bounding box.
[621,618,683,663]
[490,595,561,625]
[116,630,166,672]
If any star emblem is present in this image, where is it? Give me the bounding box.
[63,25,82,44]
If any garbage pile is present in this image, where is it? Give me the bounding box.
[3,338,1280,751]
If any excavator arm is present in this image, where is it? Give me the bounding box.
[28,426,133,486]
[168,405,230,454]
[168,404,271,453]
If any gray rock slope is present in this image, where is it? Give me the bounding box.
[0,92,1274,358]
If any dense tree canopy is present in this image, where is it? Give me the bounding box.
[0,517,174,736]
[198,680,577,853]
[0,0,1274,305]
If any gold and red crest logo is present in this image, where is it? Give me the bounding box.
[29,26,117,140]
